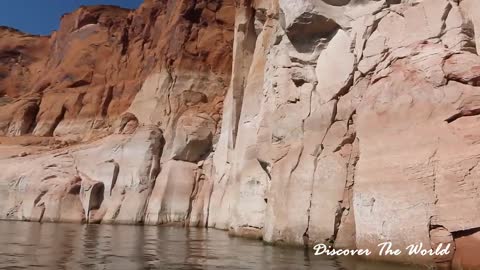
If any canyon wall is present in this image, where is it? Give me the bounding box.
[2,0,480,268]
[0,0,234,225]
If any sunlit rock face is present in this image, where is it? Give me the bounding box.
[209,0,480,268]
[0,0,233,226]
[2,0,480,268]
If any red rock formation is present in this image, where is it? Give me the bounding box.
[3,0,480,269]
[0,1,233,140]
[0,1,234,226]
[0,27,49,98]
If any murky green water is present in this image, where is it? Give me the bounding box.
[0,221,422,270]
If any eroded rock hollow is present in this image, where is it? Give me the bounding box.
[1,0,480,268]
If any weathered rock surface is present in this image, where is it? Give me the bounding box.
[209,0,480,268]
[2,0,480,268]
[0,0,233,226]
[0,1,233,140]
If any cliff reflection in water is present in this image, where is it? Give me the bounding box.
[0,221,421,270]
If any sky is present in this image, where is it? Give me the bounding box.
[0,0,144,35]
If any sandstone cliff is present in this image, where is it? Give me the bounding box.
[1,0,480,268]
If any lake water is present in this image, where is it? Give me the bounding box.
[0,221,422,270]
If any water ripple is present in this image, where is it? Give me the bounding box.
[0,221,423,270]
